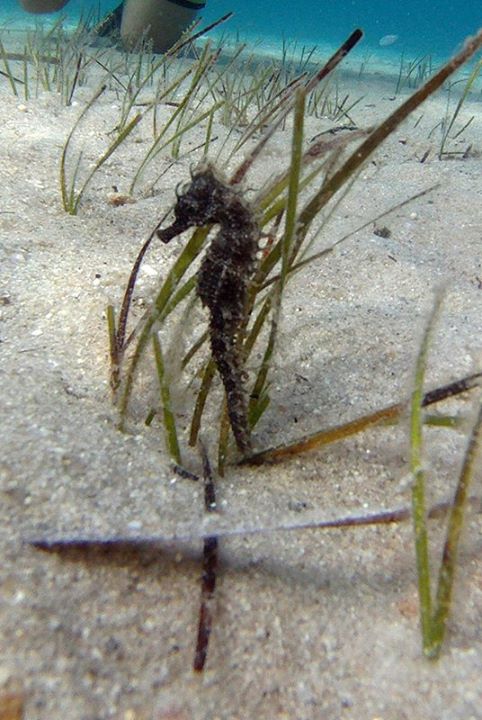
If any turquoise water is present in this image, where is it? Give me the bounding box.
[2,0,481,62]
[204,0,481,59]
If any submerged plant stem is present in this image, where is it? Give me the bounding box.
[242,371,482,465]
[193,444,219,672]
[295,28,482,246]
[429,398,482,657]
[152,334,181,465]
[410,291,445,652]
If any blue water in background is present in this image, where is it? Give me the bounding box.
[2,0,481,63]
[205,0,481,59]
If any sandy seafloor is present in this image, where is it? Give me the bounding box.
[1,23,482,720]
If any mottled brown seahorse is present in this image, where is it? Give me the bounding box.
[157,163,260,454]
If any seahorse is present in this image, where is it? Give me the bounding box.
[158,163,260,454]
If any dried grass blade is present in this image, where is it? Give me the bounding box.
[410,290,445,653]
[73,111,142,213]
[118,227,209,426]
[193,443,218,672]
[295,28,482,242]
[217,400,231,476]
[243,371,482,465]
[152,333,181,465]
[60,84,106,213]
[430,397,482,656]
[189,360,216,447]
[229,28,364,185]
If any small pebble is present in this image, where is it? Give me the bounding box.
[127,521,142,531]
[142,264,158,278]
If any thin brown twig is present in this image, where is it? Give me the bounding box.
[193,443,219,672]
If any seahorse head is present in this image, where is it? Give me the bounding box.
[174,163,222,226]
[158,163,224,242]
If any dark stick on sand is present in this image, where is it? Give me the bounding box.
[193,443,219,672]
